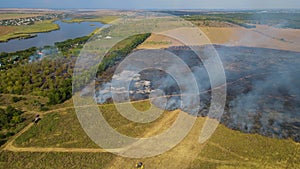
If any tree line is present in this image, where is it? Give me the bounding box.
[0,47,37,70]
[0,105,25,145]
[0,57,75,105]
[0,33,151,105]
[97,33,151,75]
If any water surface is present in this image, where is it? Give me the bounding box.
[0,20,104,53]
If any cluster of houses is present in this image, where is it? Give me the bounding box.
[0,13,63,26]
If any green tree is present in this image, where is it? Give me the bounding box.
[0,108,8,129]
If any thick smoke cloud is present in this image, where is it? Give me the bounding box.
[94,45,300,142]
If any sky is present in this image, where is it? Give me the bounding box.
[0,0,300,9]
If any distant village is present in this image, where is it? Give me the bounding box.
[0,13,64,26]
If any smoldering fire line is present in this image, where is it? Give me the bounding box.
[93,45,300,142]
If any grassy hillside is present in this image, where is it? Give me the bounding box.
[1,100,298,169]
[0,151,115,169]
[13,100,171,148]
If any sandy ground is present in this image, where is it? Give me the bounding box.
[138,25,300,52]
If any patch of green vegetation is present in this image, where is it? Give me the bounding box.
[14,109,100,148]
[0,33,37,42]
[183,14,256,28]
[0,151,115,169]
[0,106,24,130]
[0,47,37,70]
[144,41,172,45]
[47,78,72,105]
[11,96,26,103]
[63,16,119,24]
[100,102,170,138]
[0,35,85,105]
[0,20,59,42]
[0,57,74,99]
[211,125,291,160]
[190,124,300,168]
[10,99,300,168]
[0,105,30,146]
[16,20,59,33]
[0,94,49,113]
[0,28,150,106]
[14,100,170,148]
[97,33,151,75]
[54,36,90,56]
[89,27,101,36]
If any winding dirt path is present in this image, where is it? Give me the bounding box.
[2,123,34,151]
[1,99,177,153]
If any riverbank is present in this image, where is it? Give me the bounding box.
[0,20,59,42]
[0,20,103,53]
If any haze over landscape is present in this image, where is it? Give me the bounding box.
[0,0,299,169]
[1,0,300,9]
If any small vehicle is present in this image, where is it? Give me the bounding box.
[32,114,41,124]
[135,162,144,169]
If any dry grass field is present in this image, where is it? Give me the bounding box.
[138,24,300,52]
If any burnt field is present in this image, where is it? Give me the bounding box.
[95,45,300,142]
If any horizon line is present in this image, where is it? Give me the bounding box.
[1,7,300,11]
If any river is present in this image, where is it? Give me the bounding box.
[0,20,104,53]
